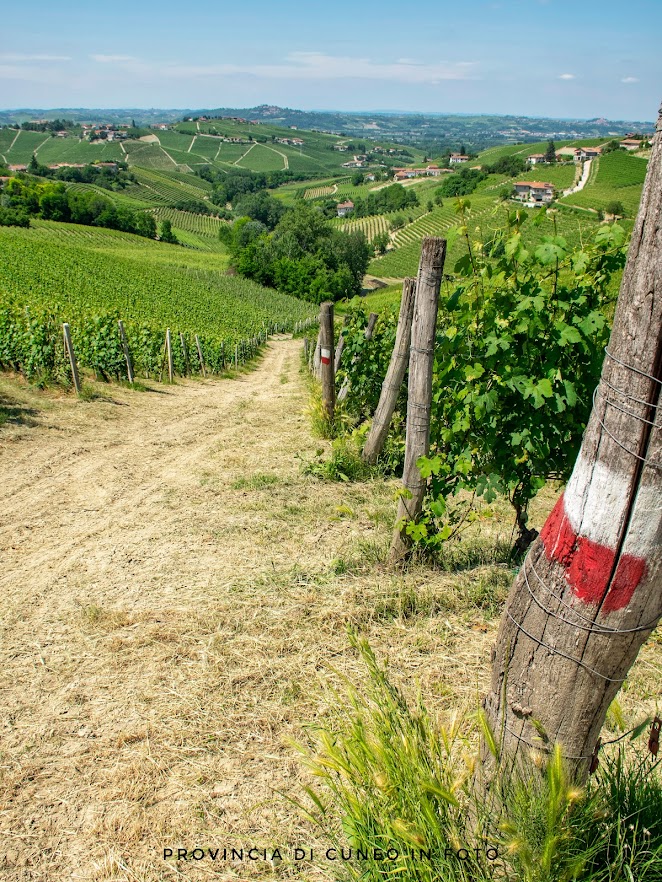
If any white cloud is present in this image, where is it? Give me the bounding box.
[0,53,71,62]
[558,73,576,80]
[621,76,639,84]
[90,54,138,63]
[160,52,478,84]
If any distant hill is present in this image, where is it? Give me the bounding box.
[1,106,655,153]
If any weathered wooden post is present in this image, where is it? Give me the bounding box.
[313,327,322,378]
[62,323,82,395]
[179,332,190,376]
[337,312,378,402]
[166,329,174,383]
[118,320,134,384]
[319,301,335,424]
[363,278,416,464]
[389,238,447,564]
[334,315,350,373]
[481,105,662,782]
[195,335,206,377]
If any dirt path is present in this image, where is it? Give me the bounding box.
[1,340,339,881]
[562,157,593,196]
[1,339,657,881]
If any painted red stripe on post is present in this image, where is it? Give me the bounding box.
[539,493,646,611]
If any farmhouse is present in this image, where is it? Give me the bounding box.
[577,146,602,160]
[620,138,644,150]
[513,181,555,204]
[336,200,354,217]
[449,153,470,164]
[333,144,348,151]
[8,164,28,172]
[556,147,581,160]
[527,153,547,165]
[393,165,449,181]
[342,160,365,168]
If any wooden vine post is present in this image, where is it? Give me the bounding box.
[179,333,190,376]
[319,301,335,424]
[118,320,134,384]
[313,328,322,378]
[337,312,378,402]
[481,106,662,783]
[334,315,350,373]
[362,278,416,464]
[62,323,81,395]
[195,335,206,377]
[389,238,447,563]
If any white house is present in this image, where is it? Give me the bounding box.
[513,181,555,204]
[577,146,602,161]
[449,153,470,164]
[336,200,355,217]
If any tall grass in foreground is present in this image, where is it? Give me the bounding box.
[291,632,661,882]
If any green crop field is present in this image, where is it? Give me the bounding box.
[132,168,212,203]
[0,221,316,380]
[561,151,648,216]
[66,181,162,211]
[1,129,51,163]
[236,143,286,172]
[335,212,396,241]
[149,208,226,235]
[515,163,577,190]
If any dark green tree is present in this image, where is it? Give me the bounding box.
[159,219,178,244]
[544,139,557,163]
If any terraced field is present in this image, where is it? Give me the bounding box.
[66,181,162,210]
[336,213,395,241]
[0,220,315,378]
[368,196,499,278]
[132,168,212,203]
[149,207,228,251]
[561,151,648,216]
[304,184,337,199]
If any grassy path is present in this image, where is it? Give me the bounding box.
[0,340,658,881]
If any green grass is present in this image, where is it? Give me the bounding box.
[293,632,662,882]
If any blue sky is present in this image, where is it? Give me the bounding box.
[1,0,660,120]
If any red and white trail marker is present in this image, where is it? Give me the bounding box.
[540,451,657,612]
[320,348,331,365]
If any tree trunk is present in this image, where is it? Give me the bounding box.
[362,278,416,464]
[481,105,662,782]
[389,239,447,564]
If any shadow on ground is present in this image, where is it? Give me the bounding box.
[0,392,40,427]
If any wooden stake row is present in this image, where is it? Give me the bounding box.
[58,317,315,392]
